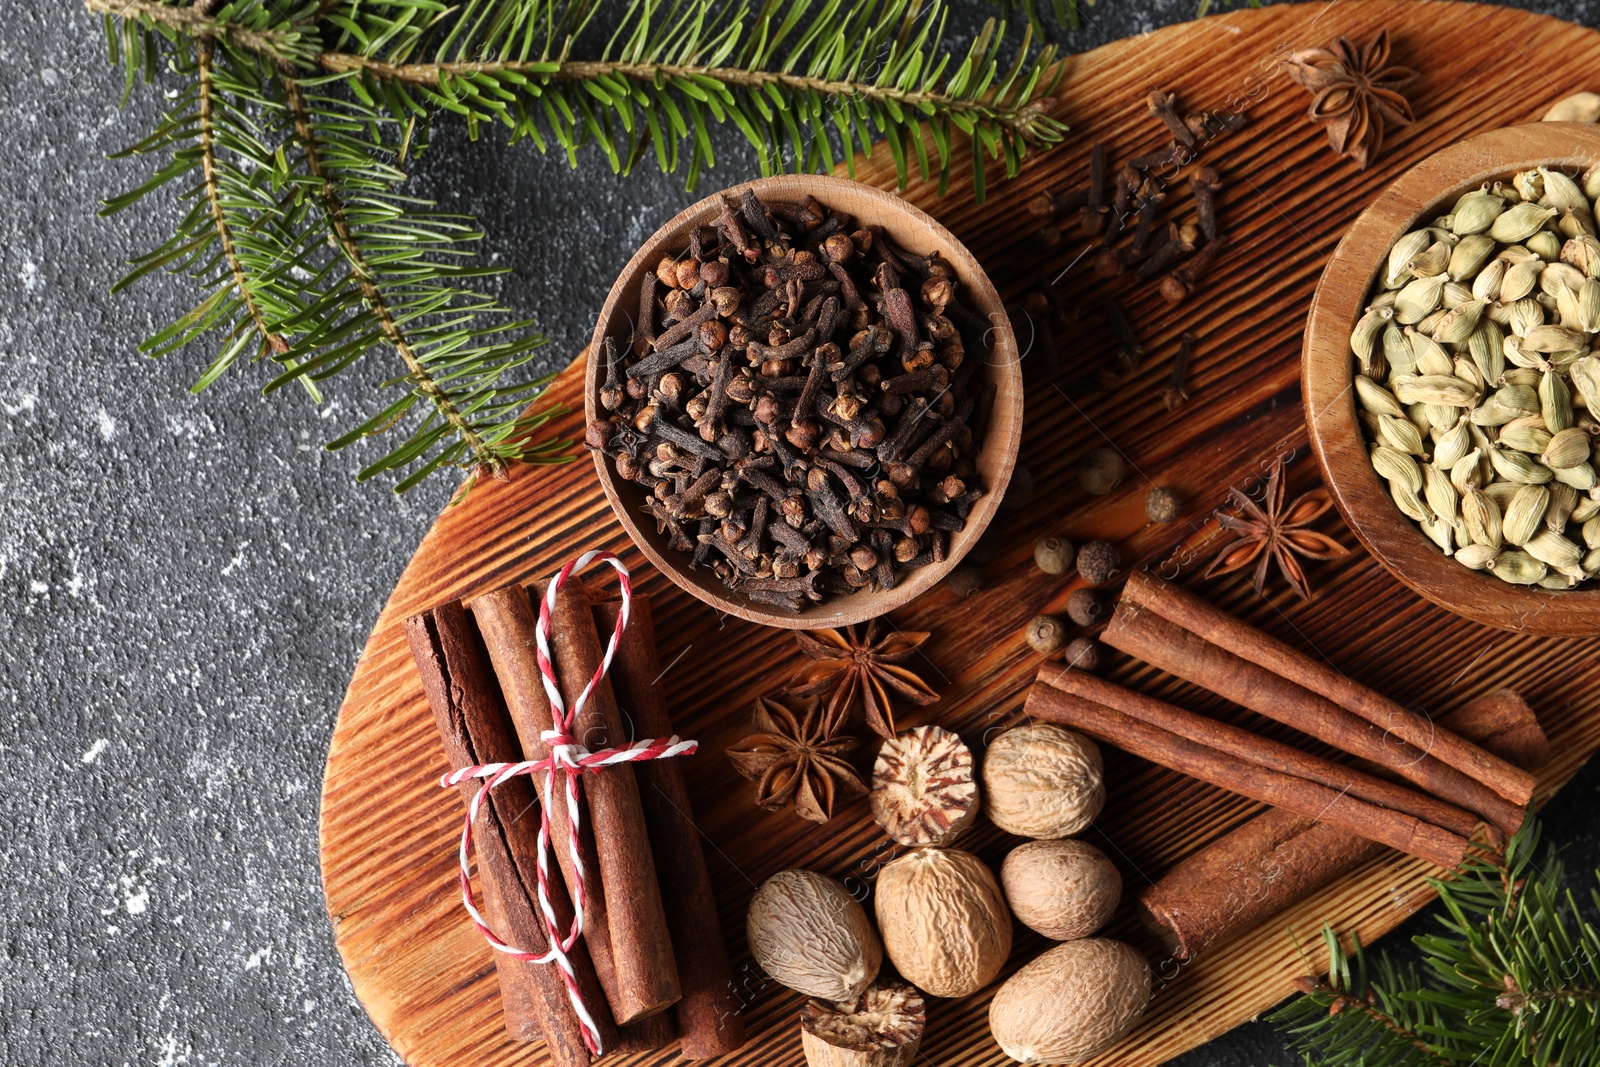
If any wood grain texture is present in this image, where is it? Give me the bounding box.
[320,4,1600,1066]
[583,174,1023,629]
[1304,122,1600,634]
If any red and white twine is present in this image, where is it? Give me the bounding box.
[439,550,697,1054]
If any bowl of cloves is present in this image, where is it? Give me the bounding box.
[1305,122,1600,635]
[584,174,1022,627]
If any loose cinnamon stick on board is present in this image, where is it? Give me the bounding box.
[595,597,747,1059]
[541,576,681,1023]
[1023,677,1471,868]
[1138,689,1547,960]
[1037,666,1484,839]
[1121,569,1536,811]
[1101,596,1525,837]
[404,603,616,1065]
[473,588,673,1053]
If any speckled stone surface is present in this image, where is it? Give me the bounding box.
[4,2,1599,1065]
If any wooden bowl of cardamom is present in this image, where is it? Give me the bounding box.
[584,174,1022,628]
[1305,123,1600,635]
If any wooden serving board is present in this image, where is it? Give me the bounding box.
[319,4,1600,1065]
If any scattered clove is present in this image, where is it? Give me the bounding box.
[1147,91,1198,148]
[1162,332,1195,412]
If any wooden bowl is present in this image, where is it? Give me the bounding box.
[1304,123,1600,635]
[585,174,1022,629]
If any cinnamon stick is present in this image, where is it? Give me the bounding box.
[1138,689,1547,960]
[1120,569,1536,812]
[595,596,747,1059]
[1101,593,1525,836]
[404,603,615,1064]
[473,586,671,1050]
[1023,677,1471,868]
[540,576,681,1023]
[1036,667,1484,839]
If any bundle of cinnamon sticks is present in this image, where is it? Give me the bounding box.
[405,580,745,1064]
[1023,569,1547,960]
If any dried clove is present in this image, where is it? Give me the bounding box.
[1163,331,1195,412]
[1189,165,1222,243]
[1147,90,1197,148]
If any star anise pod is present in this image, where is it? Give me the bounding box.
[787,620,940,740]
[1204,456,1350,601]
[1283,29,1416,170]
[726,695,867,823]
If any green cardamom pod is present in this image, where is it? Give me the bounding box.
[1490,202,1559,243]
[1468,321,1507,383]
[1488,446,1554,484]
[1541,368,1575,432]
[1553,461,1598,491]
[1451,234,1500,280]
[1501,259,1543,302]
[1394,275,1446,324]
[1562,234,1600,276]
[1385,229,1433,289]
[1547,482,1579,532]
[1455,542,1499,570]
[1502,484,1550,545]
[1568,356,1600,418]
[1372,445,1424,492]
[1488,548,1548,584]
[1463,488,1504,548]
[1499,423,1554,454]
[1390,479,1431,522]
[1422,462,1459,521]
[1431,300,1486,345]
[1450,192,1506,236]
[1524,528,1583,569]
[1585,514,1600,550]
[1530,230,1565,262]
[1377,414,1428,456]
[1542,426,1591,469]
[1355,375,1405,418]
[1539,166,1590,213]
[1393,375,1478,407]
[1349,305,1393,366]
[1432,418,1473,469]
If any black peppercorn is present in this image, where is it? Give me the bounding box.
[1076,540,1121,586]
[1034,536,1075,576]
[1078,447,1126,496]
[1062,637,1104,672]
[1026,614,1067,655]
[1146,486,1183,523]
[1065,588,1102,627]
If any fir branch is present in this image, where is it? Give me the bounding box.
[278,72,501,479]
[196,38,289,362]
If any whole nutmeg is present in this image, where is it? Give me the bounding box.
[875,848,1012,998]
[1065,588,1102,627]
[1001,840,1122,941]
[1062,637,1104,673]
[1077,447,1126,496]
[983,723,1105,839]
[1026,614,1067,655]
[747,869,882,1002]
[1075,540,1121,586]
[1033,536,1075,575]
[988,939,1151,1064]
[1145,486,1182,523]
[800,979,925,1067]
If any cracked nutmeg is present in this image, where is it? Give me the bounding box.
[787,620,939,739]
[726,695,866,823]
[1282,28,1417,170]
[869,725,979,848]
[800,979,926,1067]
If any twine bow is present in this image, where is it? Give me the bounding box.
[440,550,697,1054]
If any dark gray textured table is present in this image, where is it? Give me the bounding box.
[5,2,1600,1064]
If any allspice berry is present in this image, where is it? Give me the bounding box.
[1062,637,1104,673]
[944,563,983,597]
[1077,447,1126,496]
[1026,614,1067,655]
[1146,485,1182,523]
[1065,588,1102,627]
[1034,537,1076,576]
[1076,540,1121,586]
[1000,466,1035,512]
